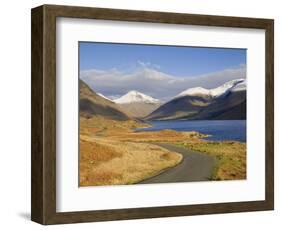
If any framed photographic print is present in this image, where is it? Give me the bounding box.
[31,4,274,225]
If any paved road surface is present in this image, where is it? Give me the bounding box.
[139,143,215,184]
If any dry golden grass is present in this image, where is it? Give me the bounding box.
[80,135,183,186]
[177,141,246,180]
[112,129,207,142]
[80,116,246,185]
[80,139,122,164]
[80,116,207,142]
[80,116,149,136]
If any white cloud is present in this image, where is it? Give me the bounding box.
[137,60,161,70]
[80,65,246,102]
[137,60,150,67]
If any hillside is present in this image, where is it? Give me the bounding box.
[145,94,212,120]
[191,90,246,120]
[79,80,130,120]
[117,102,161,118]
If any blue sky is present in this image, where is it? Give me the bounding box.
[79,42,246,101]
[79,42,246,76]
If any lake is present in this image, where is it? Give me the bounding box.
[137,120,246,142]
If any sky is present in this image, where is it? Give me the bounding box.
[79,42,246,101]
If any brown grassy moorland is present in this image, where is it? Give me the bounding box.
[80,116,186,186]
[80,116,246,186]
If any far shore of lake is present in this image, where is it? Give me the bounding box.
[137,119,246,142]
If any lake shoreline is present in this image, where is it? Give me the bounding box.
[137,119,246,143]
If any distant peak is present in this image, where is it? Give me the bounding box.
[114,90,160,104]
[210,79,245,97]
[177,87,210,97]
[127,90,140,94]
[230,79,246,92]
[175,78,246,98]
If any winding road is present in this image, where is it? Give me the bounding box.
[139,143,215,184]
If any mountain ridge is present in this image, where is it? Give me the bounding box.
[175,79,245,98]
[146,79,246,121]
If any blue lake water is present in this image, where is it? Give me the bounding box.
[136,120,246,142]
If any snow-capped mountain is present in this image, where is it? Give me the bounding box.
[231,80,246,92]
[176,87,210,98]
[176,79,246,98]
[146,78,246,121]
[113,91,161,118]
[114,90,160,104]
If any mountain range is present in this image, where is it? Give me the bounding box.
[79,78,246,121]
[146,79,246,120]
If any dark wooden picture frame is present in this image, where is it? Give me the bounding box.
[31,4,274,225]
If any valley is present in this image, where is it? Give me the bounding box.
[79,79,246,186]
